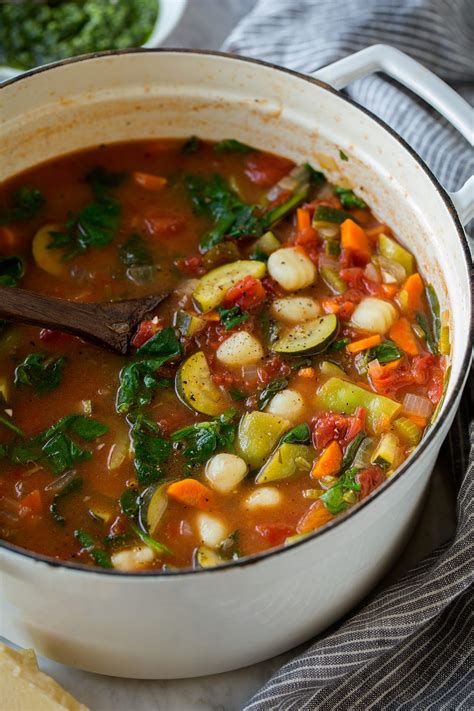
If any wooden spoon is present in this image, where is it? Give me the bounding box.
[0,287,169,355]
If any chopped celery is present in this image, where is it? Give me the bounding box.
[439,325,450,355]
[303,488,324,499]
[319,266,347,294]
[315,377,402,434]
[325,240,341,256]
[371,433,400,467]
[319,360,346,379]
[256,443,314,483]
[236,411,290,469]
[251,231,280,257]
[393,417,422,446]
[378,234,414,275]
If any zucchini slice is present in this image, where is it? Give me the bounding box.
[256,443,314,483]
[194,545,225,568]
[139,483,169,537]
[236,411,290,470]
[176,351,228,416]
[273,314,338,356]
[173,310,205,337]
[32,223,66,276]
[193,260,266,313]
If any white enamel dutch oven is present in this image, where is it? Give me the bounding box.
[0,46,472,679]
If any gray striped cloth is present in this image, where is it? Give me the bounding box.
[223,2,474,708]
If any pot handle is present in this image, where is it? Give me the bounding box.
[313,44,473,227]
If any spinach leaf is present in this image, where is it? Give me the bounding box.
[320,466,360,514]
[282,423,311,444]
[369,340,402,364]
[120,489,139,518]
[130,414,171,485]
[341,432,366,470]
[14,353,66,394]
[132,523,173,556]
[217,305,250,330]
[0,256,25,286]
[11,414,108,475]
[334,186,366,209]
[258,378,289,411]
[74,528,113,568]
[339,150,349,161]
[214,139,255,154]
[304,163,326,186]
[185,174,264,251]
[49,475,83,525]
[416,313,438,354]
[116,327,182,414]
[86,166,125,200]
[182,135,201,154]
[171,410,236,467]
[0,186,45,224]
[313,205,354,224]
[49,197,121,260]
[329,337,350,352]
[119,234,153,267]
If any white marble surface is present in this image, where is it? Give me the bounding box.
[1,3,459,709]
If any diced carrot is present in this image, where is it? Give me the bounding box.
[398,273,423,313]
[322,299,340,314]
[389,318,419,356]
[311,441,343,479]
[346,334,382,354]
[298,367,316,379]
[381,284,398,299]
[0,225,20,251]
[202,310,221,322]
[297,207,311,232]
[350,208,370,225]
[167,479,214,510]
[341,219,370,259]
[297,500,333,534]
[408,414,428,428]
[338,301,356,320]
[19,489,43,517]
[133,171,167,191]
[365,224,391,239]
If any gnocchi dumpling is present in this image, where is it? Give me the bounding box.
[246,487,282,509]
[266,389,304,422]
[196,513,228,548]
[267,247,316,291]
[216,331,264,367]
[205,453,248,493]
[351,297,397,334]
[270,296,321,324]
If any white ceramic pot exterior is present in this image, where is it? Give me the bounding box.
[0,48,472,679]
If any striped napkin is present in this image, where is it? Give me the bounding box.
[223,2,474,708]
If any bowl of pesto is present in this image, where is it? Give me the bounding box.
[0,0,187,80]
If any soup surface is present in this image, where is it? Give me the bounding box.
[0,138,448,571]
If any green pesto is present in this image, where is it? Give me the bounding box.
[0,0,158,71]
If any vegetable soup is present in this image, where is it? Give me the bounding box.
[0,138,448,571]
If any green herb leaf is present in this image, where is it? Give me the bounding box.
[119,234,153,267]
[131,414,171,485]
[49,476,83,525]
[339,150,349,161]
[74,528,113,568]
[281,423,311,444]
[313,206,354,224]
[320,467,361,514]
[49,196,121,260]
[171,410,237,467]
[334,186,366,209]
[0,187,45,224]
[182,136,201,154]
[258,378,289,411]
[14,353,66,394]
[0,413,25,438]
[132,523,173,556]
[0,256,25,287]
[217,305,250,330]
[369,340,402,364]
[120,489,139,518]
[214,139,255,154]
[329,337,350,352]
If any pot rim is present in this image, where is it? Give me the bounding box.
[1,47,472,578]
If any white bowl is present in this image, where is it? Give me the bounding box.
[0,0,187,82]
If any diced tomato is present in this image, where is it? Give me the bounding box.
[261,276,284,297]
[244,154,293,187]
[340,267,364,289]
[176,255,205,277]
[368,353,441,398]
[256,524,293,547]
[357,466,386,499]
[39,328,76,345]
[18,489,43,518]
[294,228,320,263]
[144,212,185,237]
[312,407,366,451]
[224,276,266,310]
[131,320,162,348]
[428,366,444,404]
[258,354,291,384]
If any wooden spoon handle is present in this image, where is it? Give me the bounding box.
[0,287,168,354]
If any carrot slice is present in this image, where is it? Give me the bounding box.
[346,334,382,354]
[398,273,423,313]
[311,441,343,479]
[19,489,43,516]
[297,500,333,534]
[298,367,316,379]
[341,219,370,259]
[408,414,428,428]
[297,207,311,232]
[381,284,398,299]
[167,479,214,510]
[133,171,167,191]
[389,318,419,356]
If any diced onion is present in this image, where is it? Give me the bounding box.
[317,225,339,239]
[375,256,406,285]
[352,437,376,469]
[402,393,433,419]
[318,253,339,270]
[363,262,381,283]
[44,470,80,494]
[240,364,259,384]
